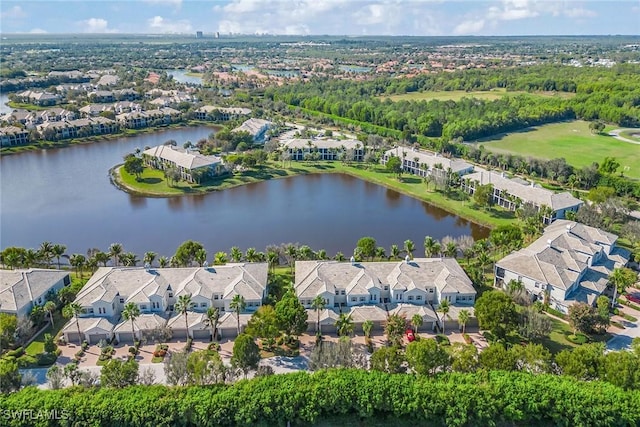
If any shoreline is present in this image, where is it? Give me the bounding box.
[0,121,221,156]
[113,161,508,230]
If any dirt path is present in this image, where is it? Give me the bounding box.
[608,129,640,145]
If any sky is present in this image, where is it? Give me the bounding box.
[0,0,638,36]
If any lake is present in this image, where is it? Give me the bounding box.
[0,93,12,114]
[167,69,203,86]
[0,127,488,259]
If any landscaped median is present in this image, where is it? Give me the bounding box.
[113,160,514,229]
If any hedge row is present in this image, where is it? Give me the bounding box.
[2,369,640,427]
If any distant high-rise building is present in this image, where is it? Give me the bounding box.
[215,32,220,39]
[196,31,203,39]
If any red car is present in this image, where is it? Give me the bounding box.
[627,293,640,304]
[406,329,415,342]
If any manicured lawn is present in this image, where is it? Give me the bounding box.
[477,120,640,179]
[382,89,575,102]
[25,312,67,356]
[118,161,513,229]
[536,315,610,354]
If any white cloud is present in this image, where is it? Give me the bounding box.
[142,0,182,8]
[147,15,192,33]
[563,7,596,18]
[1,5,27,19]
[487,0,540,21]
[453,19,486,35]
[29,28,47,34]
[77,18,118,33]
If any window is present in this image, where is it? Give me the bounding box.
[140,304,147,310]
[416,295,422,301]
[119,298,125,304]
[168,292,173,298]
[383,286,389,291]
[335,290,339,295]
[214,295,219,300]
[359,297,365,302]
[88,308,94,314]
[408,296,414,301]
[341,290,345,295]
[351,297,357,302]
[429,288,434,293]
[201,303,207,308]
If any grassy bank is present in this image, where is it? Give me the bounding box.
[116,160,513,229]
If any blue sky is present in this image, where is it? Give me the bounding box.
[1,1,638,36]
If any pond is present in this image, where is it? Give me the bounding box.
[1,127,488,259]
[167,69,203,86]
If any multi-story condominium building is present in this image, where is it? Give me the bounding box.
[194,106,252,121]
[495,220,630,314]
[0,269,71,318]
[282,138,365,161]
[16,90,61,106]
[37,117,118,140]
[142,144,226,183]
[461,169,583,223]
[63,264,268,343]
[0,126,30,147]
[381,146,474,181]
[116,107,181,129]
[232,118,272,143]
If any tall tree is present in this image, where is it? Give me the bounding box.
[195,248,208,267]
[335,313,354,337]
[458,309,470,334]
[411,314,423,335]
[51,244,67,269]
[406,338,451,376]
[438,300,450,334]
[610,267,637,307]
[385,314,406,346]
[403,239,415,259]
[230,295,246,337]
[356,236,377,261]
[424,236,441,258]
[173,241,205,267]
[63,302,84,345]
[204,306,220,341]
[39,241,54,267]
[109,243,124,267]
[231,334,260,379]
[175,294,193,340]
[311,295,326,335]
[143,251,157,267]
[43,301,56,330]
[474,291,518,339]
[230,246,243,263]
[390,244,400,260]
[275,288,308,338]
[69,254,86,278]
[122,302,141,342]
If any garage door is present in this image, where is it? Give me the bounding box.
[172,329,188,339]
[65,332,83,344]
[192,329,211,340]
[89,333,108,344]
[219,327,237,339]
[118,332,135,343]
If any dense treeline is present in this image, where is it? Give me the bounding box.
[2,370,640,426]
[266,64,640,140]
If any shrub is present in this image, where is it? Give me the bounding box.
[16,354,37,368]
[128,346,137,355]
[622,313,638,322]
[81,341,89,351]
[566,333,589,345]
[463,333,472,344]
[6,347,24,358]
[435,334,450,345]
[207,342,220,352]
[611,321,625,329]
[36,352,58,366]
[75,350,85,358]
[613,308,620,315]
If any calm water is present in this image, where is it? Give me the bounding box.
[167,69,203,86]
[0,93,12,114]
[0,126,488,259]
[339,65,372,73]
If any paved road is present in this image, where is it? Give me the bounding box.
[608,129,640,145]
[606,299,640,351]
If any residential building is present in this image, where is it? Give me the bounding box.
[62,317,115,345]
[0,126,30,147]
[142,144,226,183]
[116,107,180,129]
[282,138,365,161]
[232,118,272,143]
[65,264,268,342]
[89,90,115,103]
[194,105,251,121]
[96,74,120,87]
[461,168,583,223]
[17,90,61,106]
[0,269,71,318]
[381,146,474,181]
[37,117,118,140]
[494,220,631,314]
[114,313,167,342]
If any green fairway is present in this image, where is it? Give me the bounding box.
[383,89,575,102]
[477,121,640,179]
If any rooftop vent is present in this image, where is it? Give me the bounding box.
[405,255,410,263]
[547,239,553,248]
[350,256,355,265]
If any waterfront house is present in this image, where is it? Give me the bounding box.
[194,105,251,121]
[461,168,583,223]
[381,146,474,181]
[495,220,630,314]
[142,144,225,183]
[17,90,61,106]
[0,126,30,146]
[0,269,71,318]
[282,138,365,161]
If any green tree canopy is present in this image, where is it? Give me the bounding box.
[474,291,518,339]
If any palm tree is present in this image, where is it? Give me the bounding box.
[143,251,157,267]
[316,249,328,260]
[444,242,458,258]
[362,320,374,339]
[298,245,314,261]
[122,302,141,342]
[94,251,110,267]
[63,302,84,345]
[121,252,139,267]
[109,243,123,267]
[411,314,423,335]
[311,295,326,335]
[195,249,207,267]
[24,249,39,268]
[230,246,243,263]
[610,267,637,307]
[438,300,450,334]
[44,301,56,329]
[424,236,441,258]
[214,251,228,265]
[334,252,346,261]
[175,294,193,340]
[204,306,220,341]
[285,244,297,272]
[158,256,169,268]
[69,254,86,278]
[51,244,67,269]
[245,248,258,263]
[375,247,386,260]
[390,244,400,260]
[458,309,470,334]
[335,313,354,337]
[230,294,246,336]
[39,241,54,267]
[266,250,279,273]
[403,240,415,259]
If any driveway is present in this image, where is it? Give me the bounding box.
[608,129,640,145]
[606,301,640,351]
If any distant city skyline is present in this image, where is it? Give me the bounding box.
[1,1,638,37]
